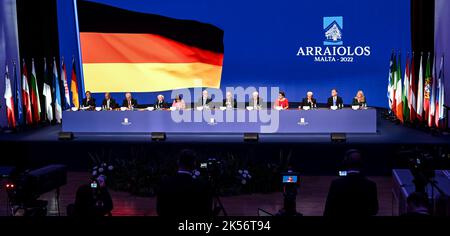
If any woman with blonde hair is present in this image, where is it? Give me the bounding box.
[352,90,367,107]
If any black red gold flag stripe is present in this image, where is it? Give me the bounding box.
[77,0,224,92]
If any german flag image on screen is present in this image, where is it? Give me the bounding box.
[77,1,224,93]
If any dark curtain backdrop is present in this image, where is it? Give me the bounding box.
[16,0,59,121]
[411,0,435,75]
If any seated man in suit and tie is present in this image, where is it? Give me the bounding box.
[327,89,344,108]
[122,92,138,110]
[81,91,96,110]
[302,91,317,108]
[101,92,118,110]
[197,90,213,108]
[155,94,168,110]
[249,91,264,109]
[352,90,367,107]
[223,91,237,109]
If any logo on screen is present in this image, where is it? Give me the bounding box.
[323,16,343,45]
[296,16,371,63]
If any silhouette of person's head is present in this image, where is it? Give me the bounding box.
[343,149,363,171]
[177,149,197,172]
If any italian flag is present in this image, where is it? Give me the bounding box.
[395,54,403,122]
[402,54,410,122]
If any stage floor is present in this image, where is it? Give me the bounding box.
[1,112,449,144]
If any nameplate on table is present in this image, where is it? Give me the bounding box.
[297,117,309,126]
[121,118,132,126]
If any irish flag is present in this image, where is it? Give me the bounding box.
[4,65,16,128]
[77,1,224,93]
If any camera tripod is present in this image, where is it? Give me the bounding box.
[209,177,227,216]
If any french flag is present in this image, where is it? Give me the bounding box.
[4,65,16,128]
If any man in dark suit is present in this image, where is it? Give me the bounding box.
[302,91,317,108]
[223,91,237,108]
[197,90,213,108]
[156,149,212,216]
[122,92,138,109]
[81,91,96,109]
[327,89,344,108]
[248,91,264,109]
[101,92,118,110]
[155,94,168,110]
[73,175,113,216]
[324,149,378,216]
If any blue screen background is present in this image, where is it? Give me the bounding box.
[57,0,411,108]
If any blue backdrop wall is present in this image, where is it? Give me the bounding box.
[57,0,411,108]
[0,0,20,127]
[435,0,450,126]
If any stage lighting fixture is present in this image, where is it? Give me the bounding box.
[331,133,346,143]
[58,132,74,141]
[244,133,259,142]
[151,132,166,141]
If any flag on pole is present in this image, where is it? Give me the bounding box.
[71,58,80,108]
[43,58,53,122]
[409,53,417,122]
[30,59,41,123]
[423,53,432,122]
[60,58,71,109]
[395,53,403,122]
[4,64,16,128]
[13,61,23,126]
[435,55,445,128]
[392,54,398,115]
[402,54,410,122]
[428,55,436,127]
[52,58,62,123]
[387,52,395,111]
[22,60,33,124]
[416,53,424,122]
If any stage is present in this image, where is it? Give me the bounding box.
[1,108,448,176]
[1,108,448,144]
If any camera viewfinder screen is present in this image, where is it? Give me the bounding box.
[282,176,298,183]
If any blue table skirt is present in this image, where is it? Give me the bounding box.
[62,108,377,134]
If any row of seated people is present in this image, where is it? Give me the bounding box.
[81,89,367,110]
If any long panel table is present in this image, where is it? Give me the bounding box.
[62,108,377,134]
